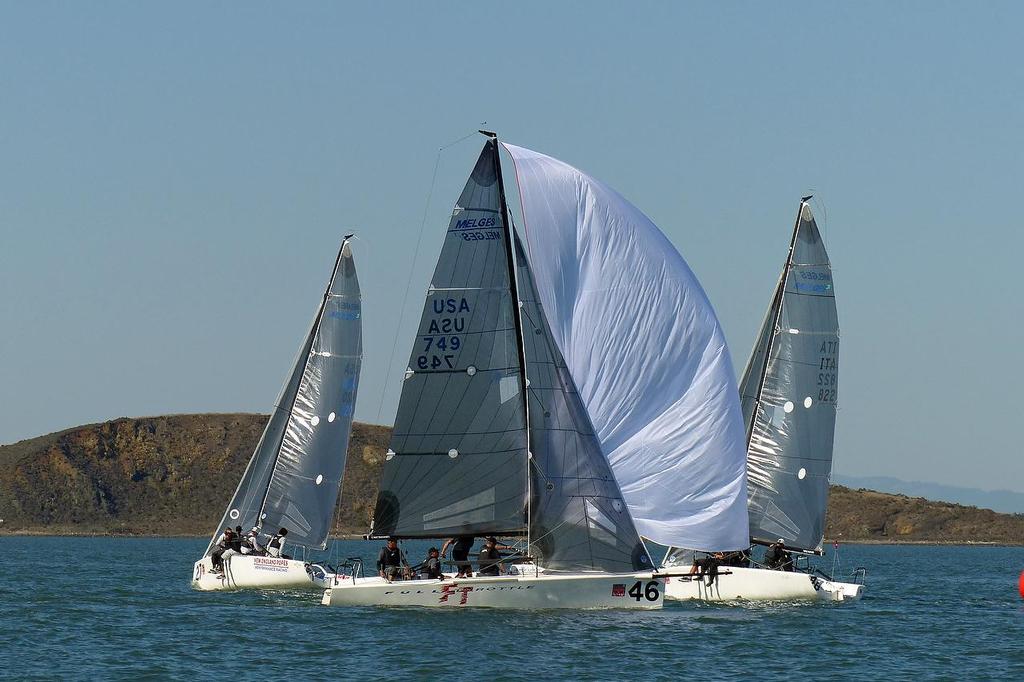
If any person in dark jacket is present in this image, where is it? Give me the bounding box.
[231,526,244,552]
[377,537,410,582]
[415,547,444,580]
[477,537,513,576]
[688,551,725,586]
[764,540,793,571]
[441,535,475,578]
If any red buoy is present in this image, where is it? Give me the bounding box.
[1019,570,1024,599]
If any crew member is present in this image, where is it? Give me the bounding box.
[240,527,263,555]
[231,526,244,552]
[266,528,289,559]
[377,537,410,582]
[210,527,234,574]
[476,537,513,577]
[441,535,475,578]
[764,539,793,571]
[415,547,444,580]
[688,551,725,586]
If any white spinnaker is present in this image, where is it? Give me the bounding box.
[502,143,749,551]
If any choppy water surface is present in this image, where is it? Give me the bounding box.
[1,538,1021,679]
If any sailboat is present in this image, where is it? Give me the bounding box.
[321,135,668,609]
[662,199,864,602]
[192,236,362,591]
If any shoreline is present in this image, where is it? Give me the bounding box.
[0,530,1020,547]
[0,530,370,539]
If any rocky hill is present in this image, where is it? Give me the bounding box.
[0,414,388,536]
[1,414,1022,544]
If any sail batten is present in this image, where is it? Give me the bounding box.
[744,201,838,553]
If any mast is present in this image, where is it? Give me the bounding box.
[745,198,811,549]
[483,130,533,556]
[254,235,354,533]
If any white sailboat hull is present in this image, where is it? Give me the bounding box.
[191,555,318,591]
[662,566,863,602]
[321,572,664,609]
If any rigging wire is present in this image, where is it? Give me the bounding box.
[374,129,481,424]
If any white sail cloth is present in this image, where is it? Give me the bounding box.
[502,143,749,551]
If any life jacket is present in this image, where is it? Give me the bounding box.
[381,546,402,567]
[423,557,442,578]
[268,534,284,556]
[478,547,500,575]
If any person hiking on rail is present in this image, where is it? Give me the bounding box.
[688,551,725,587]
[210,527,234,574]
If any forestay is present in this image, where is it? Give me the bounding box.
[742,201,838,552]
[515,232,652,572]
[371,140,529,539]
[503,143,749,551]
[207,238,363,553]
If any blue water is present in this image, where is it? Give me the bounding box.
[1,538,1021,680]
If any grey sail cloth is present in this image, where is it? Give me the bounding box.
[516,232,652,573]
[742,202,838,552]
[371,140,529,538]
[662,546,695,568]
[206,238,362,554]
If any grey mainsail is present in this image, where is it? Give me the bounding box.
[206,237,363,553]
[743,200,838,552]
[371,140,529,538]
[515,232,652,572]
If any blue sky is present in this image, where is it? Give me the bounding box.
[2,2,1021,493]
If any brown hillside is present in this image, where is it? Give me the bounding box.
[0,414,389,536]
[826,485,1024,544]
[1,414,1022,544]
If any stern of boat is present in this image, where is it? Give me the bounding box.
[191,556,222,591]
[816,579,865,602]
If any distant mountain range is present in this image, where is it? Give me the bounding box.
[834,474,1024,515]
